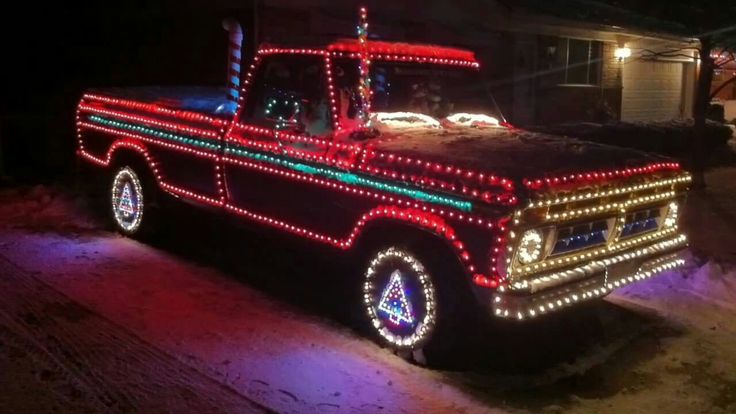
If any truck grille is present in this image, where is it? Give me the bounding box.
[508,171,691,283]
[620,207,661,238]
[551,219,610,256]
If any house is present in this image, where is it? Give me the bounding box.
[207,0,701,126]
[480,0,699,126]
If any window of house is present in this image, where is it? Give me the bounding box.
[538,36,602,86]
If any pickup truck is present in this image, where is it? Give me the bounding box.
[76,31,690,359]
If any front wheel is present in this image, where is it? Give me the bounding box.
[362,247,438,350]
[110,166,152,237]
[361,244,482,366]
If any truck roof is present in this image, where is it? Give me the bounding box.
[260,39,480,67]
[327,39,477,62]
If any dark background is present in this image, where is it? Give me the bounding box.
[0,1,246,182]
[0,0,509,184]
[0,1,510,184]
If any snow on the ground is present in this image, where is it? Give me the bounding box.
[0,185,99,233]
[1,175,736,413]
[0,186,498,413]
[0,255,266,413]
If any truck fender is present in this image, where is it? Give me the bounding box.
[347,206,475,279]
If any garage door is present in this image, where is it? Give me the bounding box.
[622,60,684,122]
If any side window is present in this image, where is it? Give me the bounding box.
[333,58,361,122]
[242,55,332,136]
[537,36,602,87]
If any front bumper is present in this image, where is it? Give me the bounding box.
[492,234,688,320]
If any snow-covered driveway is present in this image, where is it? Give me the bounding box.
[1,178,736,413]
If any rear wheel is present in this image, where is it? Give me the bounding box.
[110,166,153,237]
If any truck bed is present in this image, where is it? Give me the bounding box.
[87,86,234,117]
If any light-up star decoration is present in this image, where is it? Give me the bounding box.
[118,183,136,217]
[378,270,415,326]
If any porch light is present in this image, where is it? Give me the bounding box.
[615,47,632,60]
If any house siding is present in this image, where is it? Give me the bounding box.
[619,39,696,122]
[601,42,623,90]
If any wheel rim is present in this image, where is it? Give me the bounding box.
[111,167,144,233]
[363,247,437,348]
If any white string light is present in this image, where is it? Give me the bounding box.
[111,167,144,233]
[517,230,544,264]
[372,112,441,129]
[363,247,437,348]
[445,113,500,127]
[496,253,686,320]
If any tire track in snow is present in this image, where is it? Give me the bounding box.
[0,314,111,413]
[0,256,270,413]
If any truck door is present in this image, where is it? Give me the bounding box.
[224,52,364,235]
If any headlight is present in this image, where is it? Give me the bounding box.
[517,229,544,264]
[664,201,679,228]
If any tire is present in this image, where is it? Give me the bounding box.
[109,165,156,238]
[361,244,479,366]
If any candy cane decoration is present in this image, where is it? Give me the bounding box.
[222,18,244,106]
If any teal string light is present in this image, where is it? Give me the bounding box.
[89,115,219,151]
[87,115,472,212]
[225,144,473,212]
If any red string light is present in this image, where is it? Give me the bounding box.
[324,55,342,131]
[78,126,503,286]
[328,39,479,65]
[78,104,220,139]
[79,122,219,160]
[523,162,683,190]
[220,155,501,227]
[257,43,480,69]
[363,149,516,192]
[78,140,161,182]
[82,94,226,127]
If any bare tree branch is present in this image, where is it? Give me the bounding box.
[640,48,696,60]
[714,57,735,68]
[710,74,736,99]
[641,48,696,57]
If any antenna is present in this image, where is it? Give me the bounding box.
[357,6,372,129]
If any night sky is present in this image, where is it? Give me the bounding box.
[1,2,233,181]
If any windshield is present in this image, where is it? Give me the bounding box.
[371,62,502,121]
[333,59,505,129]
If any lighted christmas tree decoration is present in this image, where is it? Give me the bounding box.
[111,167,144,234]
[364,248,437,348]
[118,183,136,217]
[378,270,416,326]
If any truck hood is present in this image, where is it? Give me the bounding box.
[368,126,668,185]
